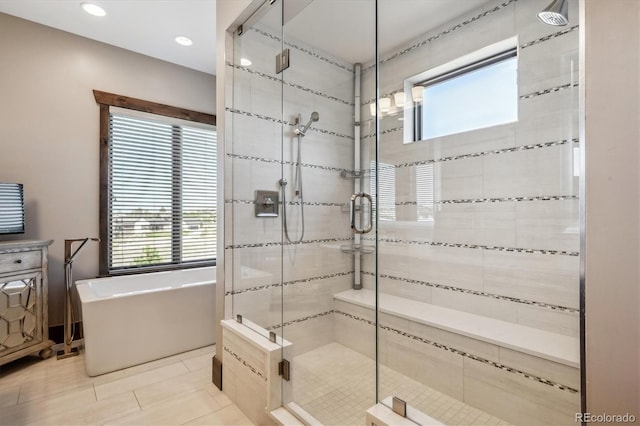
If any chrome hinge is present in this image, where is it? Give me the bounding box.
[392,396,407,417]
[276,49,290,74]
[278,358,290,381]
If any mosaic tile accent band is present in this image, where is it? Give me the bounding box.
[225,199,348,207]
[225,271,354,297]
[364,237,579,257]
[363,0,517,72]
[226,152,350,173]
[227,62,353,106]
[333,310,579,394]
[397,195,578,206]
[250,27,354,73]
[362,271,578,313]
[520,25,579,49]
[436,195,579,204]
[265,310,334,331]
[520,82,580,100]
[226,236,353,250]
[223,345,267,382]
[226,107,353,140]
[392,138,579,168]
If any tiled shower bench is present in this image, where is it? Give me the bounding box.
[333,289,580,425]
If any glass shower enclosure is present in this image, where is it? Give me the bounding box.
[227,0,581,424]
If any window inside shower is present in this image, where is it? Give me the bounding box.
[406,38,519,143]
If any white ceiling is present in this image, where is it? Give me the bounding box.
[0,0,218,75]
[0,0,492,76]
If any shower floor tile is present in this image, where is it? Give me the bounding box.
[292,342,511,426]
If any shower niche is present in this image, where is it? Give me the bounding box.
[224,0,582,424]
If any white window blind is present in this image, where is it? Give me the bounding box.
[0,183,24,234]
[370,161,396,221]
[416,164,434,221]
[108,112,216,272]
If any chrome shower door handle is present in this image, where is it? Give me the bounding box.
[350,192,373,234]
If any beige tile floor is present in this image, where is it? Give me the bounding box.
[0,345,255,426]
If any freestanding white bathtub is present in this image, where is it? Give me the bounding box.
[76,266,216,376]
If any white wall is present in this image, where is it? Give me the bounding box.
[584,0,640,419]
[0,13,216,327]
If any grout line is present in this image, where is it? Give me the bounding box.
[16,383,22,406]
[132,389,143,410]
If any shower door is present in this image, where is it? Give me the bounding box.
[278,1,378,424]
[374,0,582,424]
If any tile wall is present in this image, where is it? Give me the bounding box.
[360,0,580,337]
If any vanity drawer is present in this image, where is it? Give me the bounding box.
[0,250,42,274]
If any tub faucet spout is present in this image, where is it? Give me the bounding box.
[65,237,100,265]
[58,237,100,360]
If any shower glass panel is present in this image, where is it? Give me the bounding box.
[376,0,581,424]
[229,1,284,338]
[280,2,377,424]
[229,0,582,424]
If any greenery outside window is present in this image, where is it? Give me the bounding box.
[94,91,217,275]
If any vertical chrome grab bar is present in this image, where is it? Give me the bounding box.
[350,192,373,234]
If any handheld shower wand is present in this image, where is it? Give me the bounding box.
[282,112,319,243]
[57,237,99,360]
[294,111,319,136]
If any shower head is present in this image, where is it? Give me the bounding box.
[296,112,320,136]
[537,0,569,26]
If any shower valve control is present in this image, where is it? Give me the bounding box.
[255,190,279,218]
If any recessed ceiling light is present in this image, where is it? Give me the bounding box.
[175,36,193,47]
[81,3,106,17]
[240,58,252,66]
